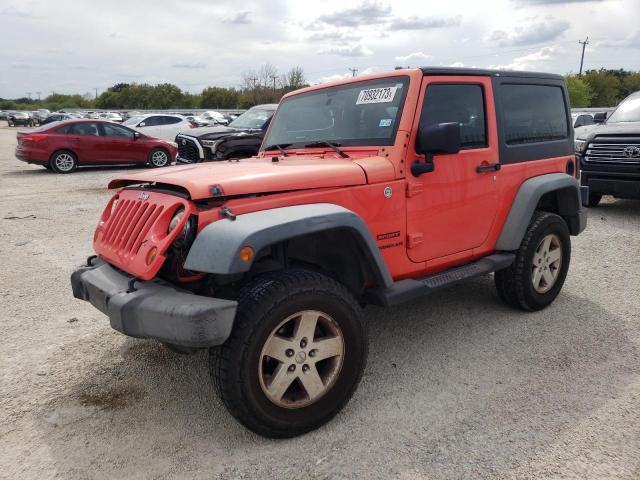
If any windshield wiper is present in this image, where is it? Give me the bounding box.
[263,143,291,156]
[304,141,350,158]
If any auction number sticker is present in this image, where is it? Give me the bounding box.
[356,86,398,105]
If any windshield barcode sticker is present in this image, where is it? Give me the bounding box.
[356,87,398,105]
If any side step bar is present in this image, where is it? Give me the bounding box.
[365,253,515,307]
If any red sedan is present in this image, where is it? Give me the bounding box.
[15,119,177,173]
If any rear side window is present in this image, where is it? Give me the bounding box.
[69,123,100,136]
[420,84,487,148]
[163,116,182,125]
[501,84,568,144]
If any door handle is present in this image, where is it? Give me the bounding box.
[476,163,501,173]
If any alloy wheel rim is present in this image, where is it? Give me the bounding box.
[259,310,345,409]
[55,153,74,171]
[532,233,562,294]
[151,151,168,166]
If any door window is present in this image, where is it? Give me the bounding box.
[162,116,182,125]
[140,116,160,127]
[69,122,100,136]
[101,123,134,138]
[420,84,487,148]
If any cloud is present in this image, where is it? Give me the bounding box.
[0,6,34,18]
[450,62,465,67]
[317,67,378,84]
[595,29,640,48]
[488,17,569,46]
[306,30,362,42]
[515,0,606,4]
[389,15,461,31]
[317,1,392,27]
[172,63,207,69]
[490,46,556,70]
[318,44,373,57]
[394,52,433,62]
[226,11,251,24]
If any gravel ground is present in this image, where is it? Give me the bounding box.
[0,124,639,479]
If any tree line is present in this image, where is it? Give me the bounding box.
[2,66,640,112]
[0,64,308,112]
[566,69,640,108]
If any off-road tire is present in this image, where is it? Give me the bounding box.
[495,211,571,311]
[50,150,78,174]
[210,269,367,438]
[587,193,602,207]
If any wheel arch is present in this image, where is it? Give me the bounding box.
[496,173,586,251]
[184,204,394,295]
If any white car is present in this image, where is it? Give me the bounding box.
[123,114,193,141]
[97,112,123,122]
[201,110,229,125]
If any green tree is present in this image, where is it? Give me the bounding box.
[201,87,239,108]
[565,75,594,107]
[621,73,640,98]
[583,69,622,107]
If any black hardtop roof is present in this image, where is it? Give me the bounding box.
[419,67,563,81]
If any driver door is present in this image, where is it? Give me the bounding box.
[406,76,500,264]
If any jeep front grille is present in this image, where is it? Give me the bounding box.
[585,142,640,164]
[176,136,202,163]
[100,198,164,256]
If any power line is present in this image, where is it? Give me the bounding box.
[578,37,589,76]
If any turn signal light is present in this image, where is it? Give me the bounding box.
[239,246,254,262]
[146,246,158,265]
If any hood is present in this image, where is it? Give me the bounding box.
[575,121,640,140]
[108,156,390,200]
[185,125,244,140]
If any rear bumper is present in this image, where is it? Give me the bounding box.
[581,171,640,199]
[71,258,237,348]
[15,148,47,165]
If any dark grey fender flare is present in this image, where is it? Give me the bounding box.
[496,173,587,251]
[184,203,394,287]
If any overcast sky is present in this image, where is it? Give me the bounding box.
[1,0,639,99]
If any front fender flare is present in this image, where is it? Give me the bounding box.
[184,203,394,287]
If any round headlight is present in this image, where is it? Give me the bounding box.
[169,208,185,234]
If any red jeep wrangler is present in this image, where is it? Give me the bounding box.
[71,68,587,437]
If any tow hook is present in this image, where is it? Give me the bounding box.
[220,206,237,221]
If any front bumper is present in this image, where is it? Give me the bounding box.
[581,171,640,199]
[71,258,237,348]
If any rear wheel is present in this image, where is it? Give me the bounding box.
[148,148,170,168]
[50,150,77,174]
[495,211,571,311]
[587,193,602,207]
[210,270,367,438]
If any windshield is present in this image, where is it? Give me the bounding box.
[263,76,409,149]
[123,115,144,126]
[607,94,640,123]
[229,108,274,129]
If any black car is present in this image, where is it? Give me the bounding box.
[175,104,277,163]
[575,91,640,207]
[7,112,34,127]
[41,113,74,125]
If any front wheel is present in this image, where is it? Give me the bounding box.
[587,193,602,207]
[495,211,571,311]
[210,270,367,438]
[148,148,170,168]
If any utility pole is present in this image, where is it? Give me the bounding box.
[26,92,32,100]
[349,67,358,77]
[36,91,41,101]
[248,76,258,89]
[94,87,99,99]
[578,37,589,77]
[269,74,278,91]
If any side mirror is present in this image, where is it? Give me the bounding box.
[593,112,607,124]
[139,122,146,127]
[412,122,461,176]
[133,131,141,140]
